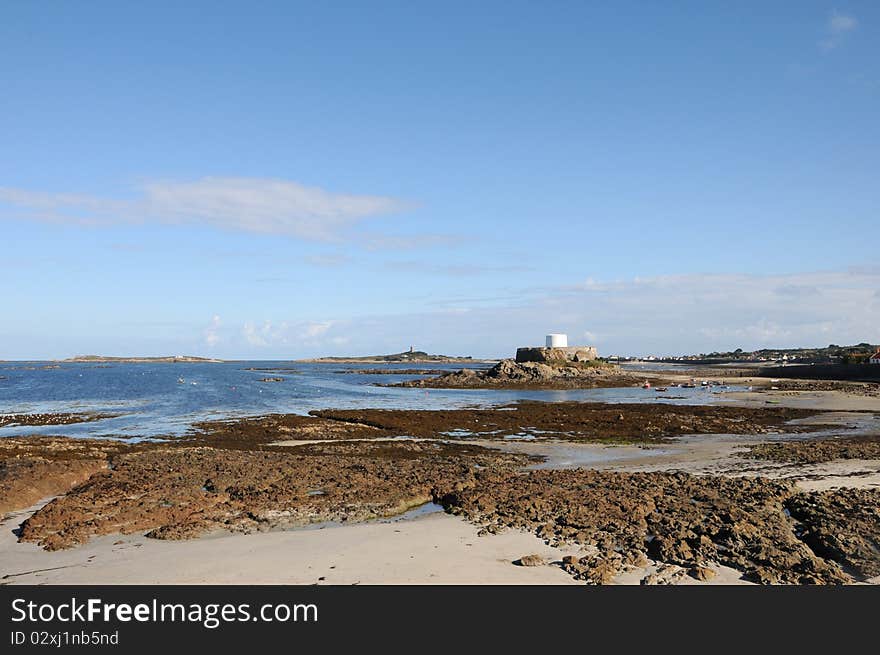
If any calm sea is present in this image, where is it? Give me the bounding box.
[0,361,735,440]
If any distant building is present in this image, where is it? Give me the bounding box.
[870,350,880,365]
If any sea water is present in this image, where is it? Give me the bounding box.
[0,361,742,440]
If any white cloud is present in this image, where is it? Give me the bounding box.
[242,322,263,347]
[538,269,880,355]
[203,314,222,347]
[241,319,341,349]
[301,321,334,339]
[820,12,858,51]
[150,268,880,360]
[231,268,878,357]
[242,321,271,347]
[0,177,410,242]
[304,268,880,358]
[830,12,857,33]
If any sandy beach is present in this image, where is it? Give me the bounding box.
[1,501,576,585]
[2,499,757,586]
[726,388,880,412]
[2,382,879,586]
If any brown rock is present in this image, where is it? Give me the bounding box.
[689,566,716,581]
[515,554,545,567]
[440,468,853,585]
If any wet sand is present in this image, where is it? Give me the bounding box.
[725,388,880,412]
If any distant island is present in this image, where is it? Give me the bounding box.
[62,355,223,363]
[297,350,481,364]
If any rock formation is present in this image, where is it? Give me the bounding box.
[515,346,598,363]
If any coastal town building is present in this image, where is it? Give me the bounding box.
[870,350,880,364]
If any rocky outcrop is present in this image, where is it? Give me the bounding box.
[0,412,117,428]
[17,440,528,550]
[390,359,640,390]
[0,458,108,515]
[744,434,880,464]
[439,469,863,584]
[2,403,824,520]
[6,411,878,584]
[0,436,135,514]
[515,554,545,567]
[786,488,880,580]
[335,368,447,375]
[515,346,597,363]
[309,402,823,442]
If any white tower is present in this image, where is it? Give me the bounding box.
[546,333,568,348]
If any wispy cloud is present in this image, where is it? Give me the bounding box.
[819,11,858,51]
[542,269,880,354]
[242,320,280,347]
[383,261,534,276]
[203,315,222,347]
[240,319,342,349]
[301,320,334,339]
[305,254,351,267]
[830,12,858,33]
[322,269,880,357]
[0,177,414,242]
[137,268,880,359]
[362,234,464,250]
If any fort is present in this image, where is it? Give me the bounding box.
[515,333,598,364]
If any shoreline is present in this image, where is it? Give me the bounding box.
[1,498,766,585]
[294,358,494,364]
[2,384,879,585]
[60,356,224,364]
[0,501,578,585]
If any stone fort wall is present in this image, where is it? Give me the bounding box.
[515,346,598,363]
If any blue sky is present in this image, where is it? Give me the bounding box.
[2,1,878,359]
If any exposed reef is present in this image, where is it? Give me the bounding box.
[388,359,645,390]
